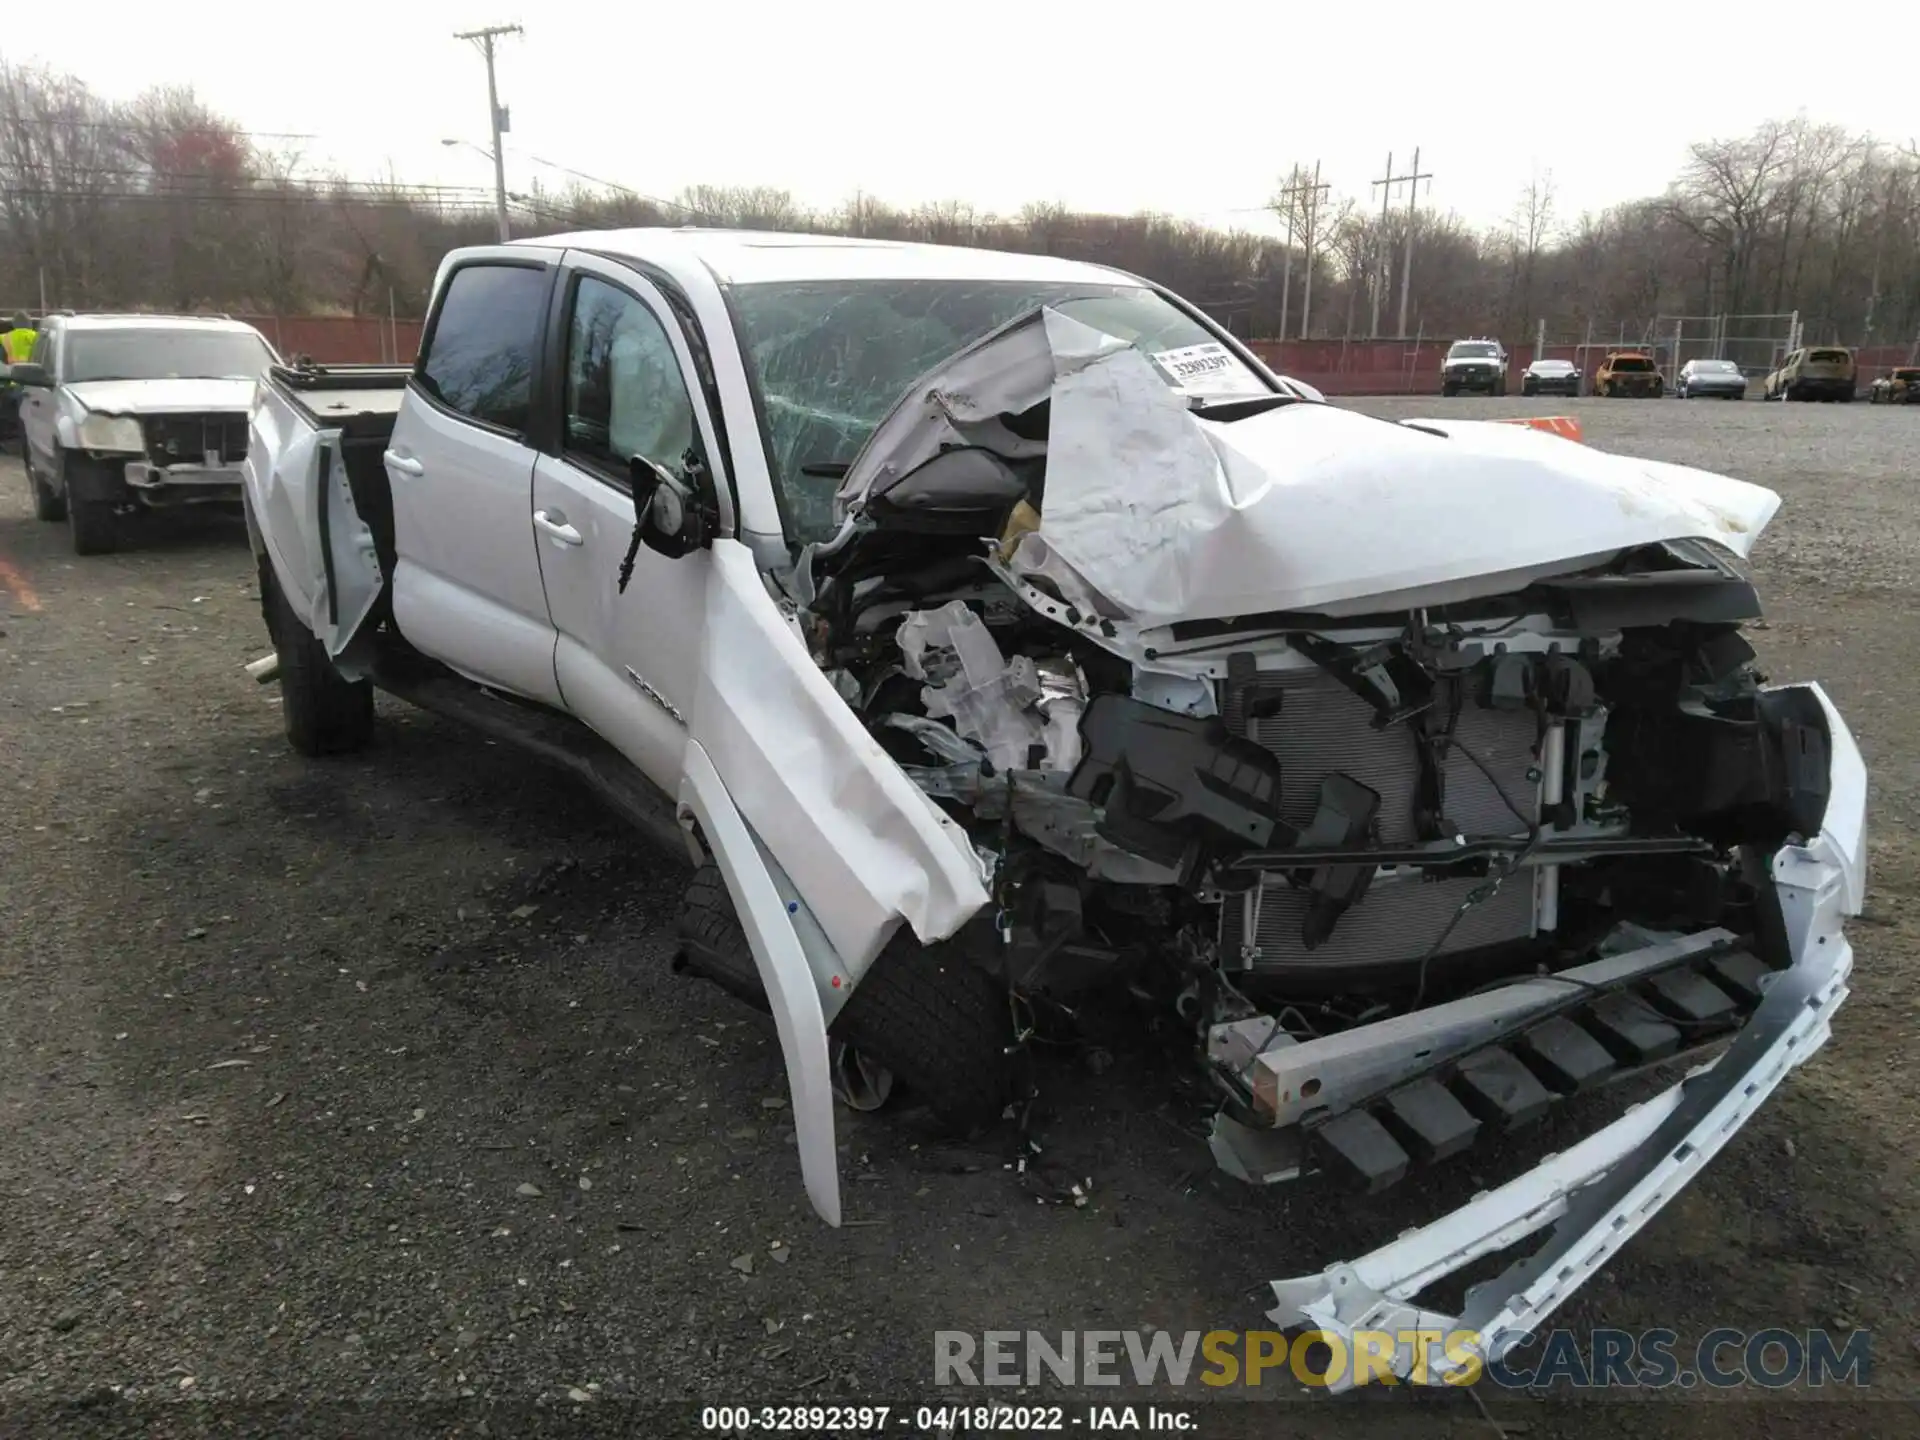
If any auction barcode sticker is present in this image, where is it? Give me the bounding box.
[1152,341,1268,396]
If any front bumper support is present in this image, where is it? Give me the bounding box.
[1265,682,1865,1391]
[125,460,246,506]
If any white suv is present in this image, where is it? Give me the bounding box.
[15,313,278,553]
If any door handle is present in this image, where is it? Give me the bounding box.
[384,450,424,477]
[534,509,583,546]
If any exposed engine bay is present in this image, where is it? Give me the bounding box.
[787,306,1838,1198]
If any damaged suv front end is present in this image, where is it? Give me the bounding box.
[766,294,1861,1383]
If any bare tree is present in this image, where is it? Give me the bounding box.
[1507,168,1556,340]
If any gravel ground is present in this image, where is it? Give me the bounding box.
[2,395,1917,1439]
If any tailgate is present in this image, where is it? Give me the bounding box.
[245,380,385,660]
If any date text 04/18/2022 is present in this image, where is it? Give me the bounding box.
[699,1404,1197,1432]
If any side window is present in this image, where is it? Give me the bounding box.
[418,263,548,433]
[31,329,54,373]
[563,275,699,483]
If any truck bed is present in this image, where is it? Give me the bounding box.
[265,363,408,441]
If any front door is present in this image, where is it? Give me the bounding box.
[386,253,565,706]
[530,260,725,790]
[19,327,57,477]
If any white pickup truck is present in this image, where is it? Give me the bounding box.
[244,228,1863,1386]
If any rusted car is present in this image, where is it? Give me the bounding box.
[1593,350,1664,398]
[1763,347,1856,402]
[1868,366,1920,404]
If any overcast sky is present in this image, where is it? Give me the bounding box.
[6,1,1907,239]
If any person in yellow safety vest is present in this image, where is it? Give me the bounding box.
[2,313,36,363]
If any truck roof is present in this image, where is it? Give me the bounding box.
[507,226,1143,288]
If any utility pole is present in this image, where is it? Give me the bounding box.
[1274,162,1330,341]
[1370,152,1393,338]
[456,23,523,242]
[1395,148,1432,339]
[1371,150,1431,338]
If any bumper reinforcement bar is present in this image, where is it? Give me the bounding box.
[1266,922,1850,1391]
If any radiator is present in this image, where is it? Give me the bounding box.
[1219,667,1540,976]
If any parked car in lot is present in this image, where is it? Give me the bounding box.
[1519,357,1580,397]
[1868,366,1920,404]
[1593,349,1664,397]
[1440,336,1508,395]
[1764,346,1856,402]
[1676,357,1747,399]
[15,313,279,553]
[243,229,1861,1387]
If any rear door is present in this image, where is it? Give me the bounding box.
[529,256,726,789]
[386,252,564,705]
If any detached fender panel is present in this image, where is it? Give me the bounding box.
[677,741,842,1228]
[690,540,989,982]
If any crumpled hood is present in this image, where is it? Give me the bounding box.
[838,308,1780,626]
[66,377,258,416]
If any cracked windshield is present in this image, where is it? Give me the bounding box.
[727,278,1271,541]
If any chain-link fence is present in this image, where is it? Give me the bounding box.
[1647,313,1800,389]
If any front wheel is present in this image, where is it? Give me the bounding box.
[261,559,374,756]
[68,500,118,555]
[676,862,1014,1132]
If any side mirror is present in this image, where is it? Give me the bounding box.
[628,453,711,560]
[7,362,49,387]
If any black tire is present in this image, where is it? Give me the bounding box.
[1442,383,1458,397]
[53,448,118,554]
[677,862,1013,1132]
[26,451,65,522]
[262,560,374,757]
[68,499,118,555]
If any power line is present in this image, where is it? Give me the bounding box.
[512,150,720,222]
[0,116,320,140]
[0,167,497,195]
[2,186,505,212]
